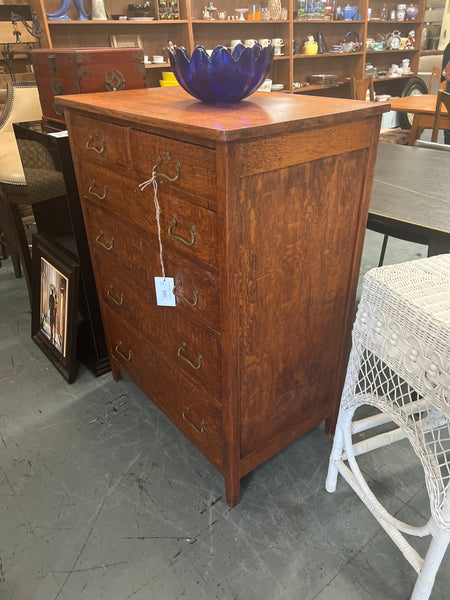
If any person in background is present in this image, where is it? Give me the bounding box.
[442,42,450,144]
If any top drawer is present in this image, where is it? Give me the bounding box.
[68,112,130,168]
[129,129,217,212]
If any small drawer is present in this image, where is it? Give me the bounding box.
[129,129,217,211]
[84,201,221,332]
[104,306,224,471]
[69,112,130,167]
[98,262,222,399]
[78,160,219,269]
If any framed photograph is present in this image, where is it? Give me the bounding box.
[31,234,80,383]
[110,34,143,49]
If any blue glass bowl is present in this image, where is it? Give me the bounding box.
[168,44,274,104]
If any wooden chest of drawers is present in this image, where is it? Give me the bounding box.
[59,87,388,506]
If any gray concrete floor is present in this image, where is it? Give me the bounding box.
[1,211,449,599]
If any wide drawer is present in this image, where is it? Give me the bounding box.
[98,260,221,399]
[78,160,219,270]
[68,112,130,168]
[129,129,217,211]
[84,200,221,332]
[104,305,224,471]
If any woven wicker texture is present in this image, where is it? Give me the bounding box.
[327,254,450,600]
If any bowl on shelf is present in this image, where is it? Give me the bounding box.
[127,2,151,18]
[168,44,274,103]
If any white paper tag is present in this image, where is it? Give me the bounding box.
[154,277,176,307]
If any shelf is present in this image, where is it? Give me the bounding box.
[191,20,290,24]
[144,62,171,68]
[366,48,420,54]
[40,0,427,99]
[47,19,189,25]
[294,51,365,58]
[294,19,366,23]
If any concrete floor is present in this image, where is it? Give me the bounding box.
[1,213,449,599]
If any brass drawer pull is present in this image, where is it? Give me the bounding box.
[173,279,199,307]
[152,155,181,183]
[168,218,196,247]
[107,285,124,306]
[177,342,202,370]
[86,134,105,154]
[88,179,108,200]
[95,230,114,251]
[115,341,132,362]
[182,406,205,435]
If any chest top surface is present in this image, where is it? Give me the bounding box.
[57,87,389,143]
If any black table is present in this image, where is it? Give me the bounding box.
[368,143,450,262]
[13,120,110,377]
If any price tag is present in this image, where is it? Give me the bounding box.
[154,277,176,307]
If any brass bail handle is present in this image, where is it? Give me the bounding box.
[86,133,105,154]
[152,155,181,183]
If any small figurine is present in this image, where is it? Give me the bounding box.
[405,29,415,48]
[303,34,318,54]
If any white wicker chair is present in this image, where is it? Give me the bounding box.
[326,254,450,600]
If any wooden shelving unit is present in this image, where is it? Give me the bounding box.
[37,0,426,96]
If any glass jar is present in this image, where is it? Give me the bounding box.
[397,4,406,20]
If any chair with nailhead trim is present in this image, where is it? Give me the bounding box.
[326,254,450,600]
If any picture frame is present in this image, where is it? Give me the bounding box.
[31,234,80,383]
[110,34,143,49]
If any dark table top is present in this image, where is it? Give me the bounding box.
[370,143,450,235]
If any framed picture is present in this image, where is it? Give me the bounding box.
[110,34,143,49]
[31,234,80,383]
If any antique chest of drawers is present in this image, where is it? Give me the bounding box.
[58,87,388,506]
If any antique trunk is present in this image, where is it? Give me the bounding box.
[32,47,146,124]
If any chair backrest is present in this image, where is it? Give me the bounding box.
[431,90,450,143]
[0,82,42,135]
[427,67,446,93]
[350,76,375,101]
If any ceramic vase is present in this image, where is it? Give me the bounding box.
[405,3,418,20]
[267,0,282,20]
[91,0,107,20]
[73,0,89,20]
[46,0,71,21]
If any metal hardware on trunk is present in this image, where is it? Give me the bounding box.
[105,69,126,91]
[168,218,196,246]
[173,279,199,307]
[95,230,114,251]
[177,342,202,370]
[182,407,205,434]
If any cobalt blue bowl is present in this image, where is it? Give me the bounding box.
[168,44,274,103]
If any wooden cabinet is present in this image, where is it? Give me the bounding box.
[59,86,387,506]
[38,0,426,97]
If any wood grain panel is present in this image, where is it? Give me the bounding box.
[78,160,219,269]
[129,129,218,211]
[237,149,368,458]
[98,260,222,399]
[239,120,373,177]
[69,112,131,167]
[83,200,221,332]
[104,306,224,471]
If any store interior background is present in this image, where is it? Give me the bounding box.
[1,0,450,598]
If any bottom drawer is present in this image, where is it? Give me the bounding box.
[103,305,224,471]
